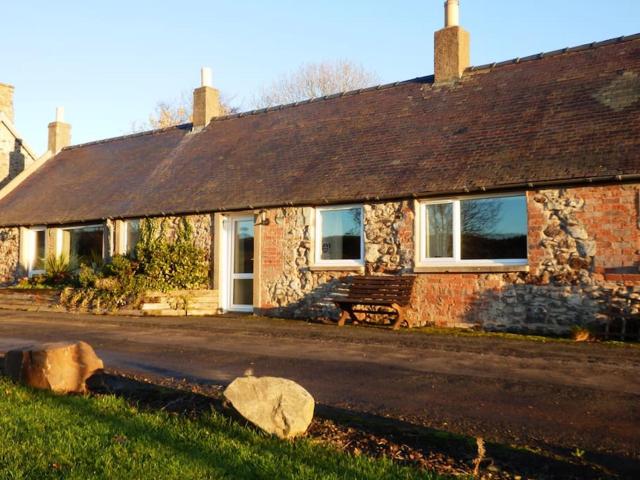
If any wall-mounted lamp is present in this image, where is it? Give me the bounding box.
[255,210,270,226]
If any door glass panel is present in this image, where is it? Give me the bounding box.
[126,220,141,257]
[233,279,253,306]
[233,220,254,274]
[33,230,46,271]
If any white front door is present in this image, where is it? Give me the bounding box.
[226,216,254,312]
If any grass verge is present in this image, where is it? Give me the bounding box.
[0,378,443,480]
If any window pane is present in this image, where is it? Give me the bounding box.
[126,220,141,256]
[320,208,362,261]
[234,219,254,274]
[33,230,46,271]
[233,279,253,306]
[461,196,527,260]
[425,203,453,258]
[64,226,104,266]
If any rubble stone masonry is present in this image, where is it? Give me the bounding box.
[0,228,20,285]
[257,183,639,334]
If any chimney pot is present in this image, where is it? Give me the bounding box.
[48,107,71,154]
[201,67,213,87]
[193,67,222,129]
[435,0,470,83]
[445,0,460,27]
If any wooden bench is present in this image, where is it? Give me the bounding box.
[332,275,416,330]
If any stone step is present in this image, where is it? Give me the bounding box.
[142,309,188,317]
[185,302,218,308]
[0,298,58,306]
[140,302,173,311]
[185,310,218,316]
[0,303,59,312]
[0,292,56,298]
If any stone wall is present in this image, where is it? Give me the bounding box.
[258,201,415,319]
[0,181,636,335]
[0,83,14,122]
[0,227,21,285]
[144,214,214,287]
[0,84,36,189]
[412,186,639,333]
[256,184,639,334]
[158,214,213,262]
[259,207,339,318]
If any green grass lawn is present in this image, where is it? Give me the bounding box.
[0,378,442,480]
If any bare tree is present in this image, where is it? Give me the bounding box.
[252,60,380,109]
[461,199,501,237]
[130,92,237,132]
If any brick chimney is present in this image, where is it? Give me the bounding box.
[0,83,15,123]
[48,107,71,154]
[434,0,470,84]
[192,67,223,129]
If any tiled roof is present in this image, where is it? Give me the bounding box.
[0,34,639,226]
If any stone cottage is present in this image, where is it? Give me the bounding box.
[0,82,43,284]
[0,1,638,333]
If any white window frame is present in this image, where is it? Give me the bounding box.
[417,193,528,268]
[314,204,365,267]
[26,226,47,276]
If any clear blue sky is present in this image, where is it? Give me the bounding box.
[5,0,639,154]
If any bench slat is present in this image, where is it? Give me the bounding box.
[334,276,415,306]
[346,287,412,294]
[336,299,398,306]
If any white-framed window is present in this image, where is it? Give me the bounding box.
[417,193,528,267]
[60,224,105,266]
[26,227,47,276]
[314,205,364,267]
[121,219,141,257]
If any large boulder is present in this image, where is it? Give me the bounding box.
[4,341,103,393]
[224,376,315,439]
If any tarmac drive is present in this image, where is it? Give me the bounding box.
[0,309,638,463]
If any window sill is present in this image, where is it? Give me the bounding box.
[309,264,365,273]
[414,264,529,274]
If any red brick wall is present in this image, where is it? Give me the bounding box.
[258,209,286,309]
[575,185,639,273]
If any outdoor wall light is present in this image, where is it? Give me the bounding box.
[256,210,270,226]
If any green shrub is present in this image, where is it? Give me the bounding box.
[60,218,209,312]
[77,264,99,288]
[44,254,74,286]
[136,218,209,292]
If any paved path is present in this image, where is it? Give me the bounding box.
[0,309,638,462]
